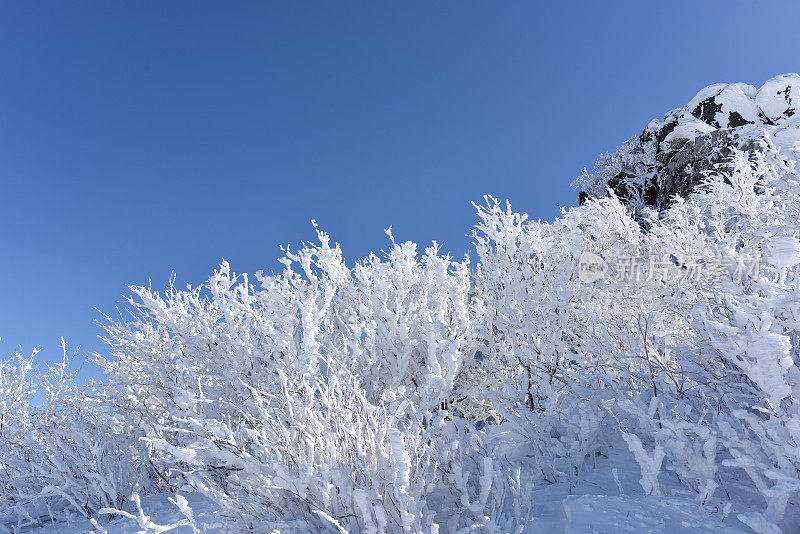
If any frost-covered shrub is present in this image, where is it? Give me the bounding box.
[94,228,489,532]
[687,146,800,532]
[0,342,146,530]
[469,139,800,530]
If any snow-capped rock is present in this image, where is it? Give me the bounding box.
[578,74,800,211]
[756,73,800,124]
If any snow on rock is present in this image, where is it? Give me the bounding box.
[756,74,800,124]
[673,73,799,142]
[686,82,760,129]
[578,74,800,210]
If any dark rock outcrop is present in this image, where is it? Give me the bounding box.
[577,74,800,212]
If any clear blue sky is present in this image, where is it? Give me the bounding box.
[2,1,799,377]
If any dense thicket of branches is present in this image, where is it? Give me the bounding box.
[2,142,800,533]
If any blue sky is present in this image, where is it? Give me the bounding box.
[2,1,799,377]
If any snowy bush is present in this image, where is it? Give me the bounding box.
[0,342,147,530]
[92,227,493,532]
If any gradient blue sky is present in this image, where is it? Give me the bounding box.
[2,1,799,377]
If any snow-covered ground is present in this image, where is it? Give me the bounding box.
[24,493,734,534]
[22,439,782,533]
